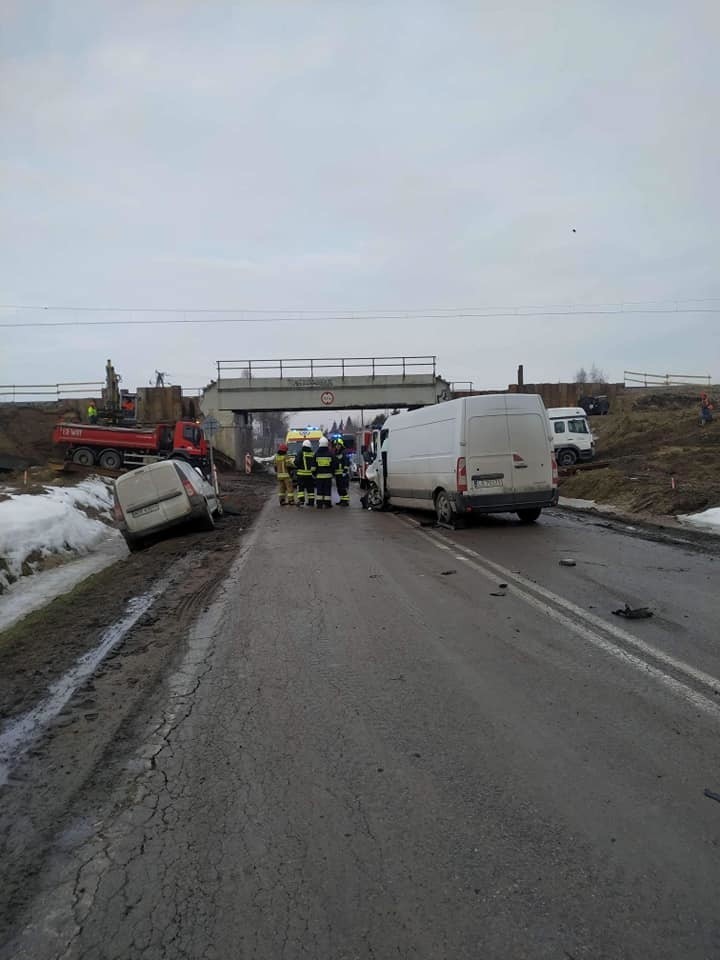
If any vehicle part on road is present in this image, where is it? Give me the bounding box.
[559,558,577,566]
[613,603,653,619]
[489,591,506,597]
[498,582,508,588]
[440,569,457,576]
[704,788,720,804]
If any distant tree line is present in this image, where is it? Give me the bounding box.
[574,364,608,384]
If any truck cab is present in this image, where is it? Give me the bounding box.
[546,407,594,467]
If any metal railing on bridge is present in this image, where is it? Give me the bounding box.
[216,356,437,382]
[624,371,713,388]
[0,381,104,401]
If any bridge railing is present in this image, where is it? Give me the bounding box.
[624,370,712,388]
[216,356,437,382]
[0,381,104,401]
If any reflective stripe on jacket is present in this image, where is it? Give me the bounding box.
[295,449,315,476]
[314,453,335,479]
[274,453,293,478]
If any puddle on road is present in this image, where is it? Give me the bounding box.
[0,579,169,785]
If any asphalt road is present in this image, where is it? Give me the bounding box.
[3,499,720,959]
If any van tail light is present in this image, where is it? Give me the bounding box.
[456,457,467,493]
[112,501,124,522]
[181,476,197,497]
[552,454,559,487]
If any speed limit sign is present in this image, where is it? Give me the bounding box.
[320,390,335,406]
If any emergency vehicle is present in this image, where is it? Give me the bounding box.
[285,427,325,458]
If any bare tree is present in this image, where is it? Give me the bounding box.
[589,363,607,384]
[575,366,588,384]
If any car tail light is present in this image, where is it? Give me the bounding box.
[181,476,197,497]
[552,454,559,486]
[456,457,467,493]
[112,501,124,522]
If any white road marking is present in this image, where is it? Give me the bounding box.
[394,515,720,721]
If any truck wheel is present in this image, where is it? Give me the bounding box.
[557,449,578,467]
[517,508,542,523]
[98,449,122,470]
[72,447,95,466]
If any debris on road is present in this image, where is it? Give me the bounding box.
[612,603,654,619]
[498,582,508,589]
[559,558,577,567]
[704,788,720,804]
[440,570,457,576]
[489,591,506,597]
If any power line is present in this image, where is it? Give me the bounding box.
[0,300,718,328]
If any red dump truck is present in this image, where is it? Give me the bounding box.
[52,421,208,471]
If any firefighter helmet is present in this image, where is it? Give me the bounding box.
[302,439,312,449]
[318,436,329,447]
[278,443,288,453]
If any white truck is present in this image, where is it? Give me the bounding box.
[364,394,558,527]
[546,407,594,467]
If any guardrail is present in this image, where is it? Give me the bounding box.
[217,356,437,382]
[0,381,104,401]
[624,371,712,388]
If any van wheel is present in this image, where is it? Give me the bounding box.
[368,483,385,510]
[517,508,542,523]
[557,449,577,467]
[198,500,216,531]
[434,490,455,525]
[98,449,122,470]
[125,534,145,552]
[72,447,95,466]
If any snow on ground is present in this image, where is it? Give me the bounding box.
[679,506,720,533]
[0,477,129,629]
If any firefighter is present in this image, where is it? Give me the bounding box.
[294,439,316,506]
[333,437,351,507]
[87,400,98,424]
[313,436,336,509]
[274,443,295,505]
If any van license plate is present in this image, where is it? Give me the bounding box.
[134,503,160,517]
[473,478,503,489]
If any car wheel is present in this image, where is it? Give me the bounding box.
[72,447,95,466]
[98,449,122,470]
[517,508,542,523]
[557,449,578,467]
[124,534,145,552]
[434,489,454,525]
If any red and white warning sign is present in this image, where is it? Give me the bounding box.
[320,390,335,406]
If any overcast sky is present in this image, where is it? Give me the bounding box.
[1,0,718,399]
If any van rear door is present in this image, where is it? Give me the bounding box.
[121,462,189,533]
[507,410,553,494]
[466,409,515,500]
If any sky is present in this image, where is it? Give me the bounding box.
[1,0,718,400]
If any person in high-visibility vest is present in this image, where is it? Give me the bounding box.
[313,436,336,509]
[274,444,295,505]
[294,439,316,507]
[87,401,98,424]
[333,438,351,507]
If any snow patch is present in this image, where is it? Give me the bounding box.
[679,506,720,533]
[0,478,115,592]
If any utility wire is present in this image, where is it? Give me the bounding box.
[0,300,718,328]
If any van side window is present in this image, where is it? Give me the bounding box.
[567,418,588,434]
[553,422,566,434]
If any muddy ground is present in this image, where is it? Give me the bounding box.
[0,470,272,942]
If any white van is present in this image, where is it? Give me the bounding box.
[113,459,221,551]
[366,394,558,526]
[546,407,594,467]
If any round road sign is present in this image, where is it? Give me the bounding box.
[320,390,335,406]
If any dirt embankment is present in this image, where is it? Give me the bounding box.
[560,388,720,516]
[0,403,82,468]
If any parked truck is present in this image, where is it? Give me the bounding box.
[546,406,595,466]
[52,420,208,471]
